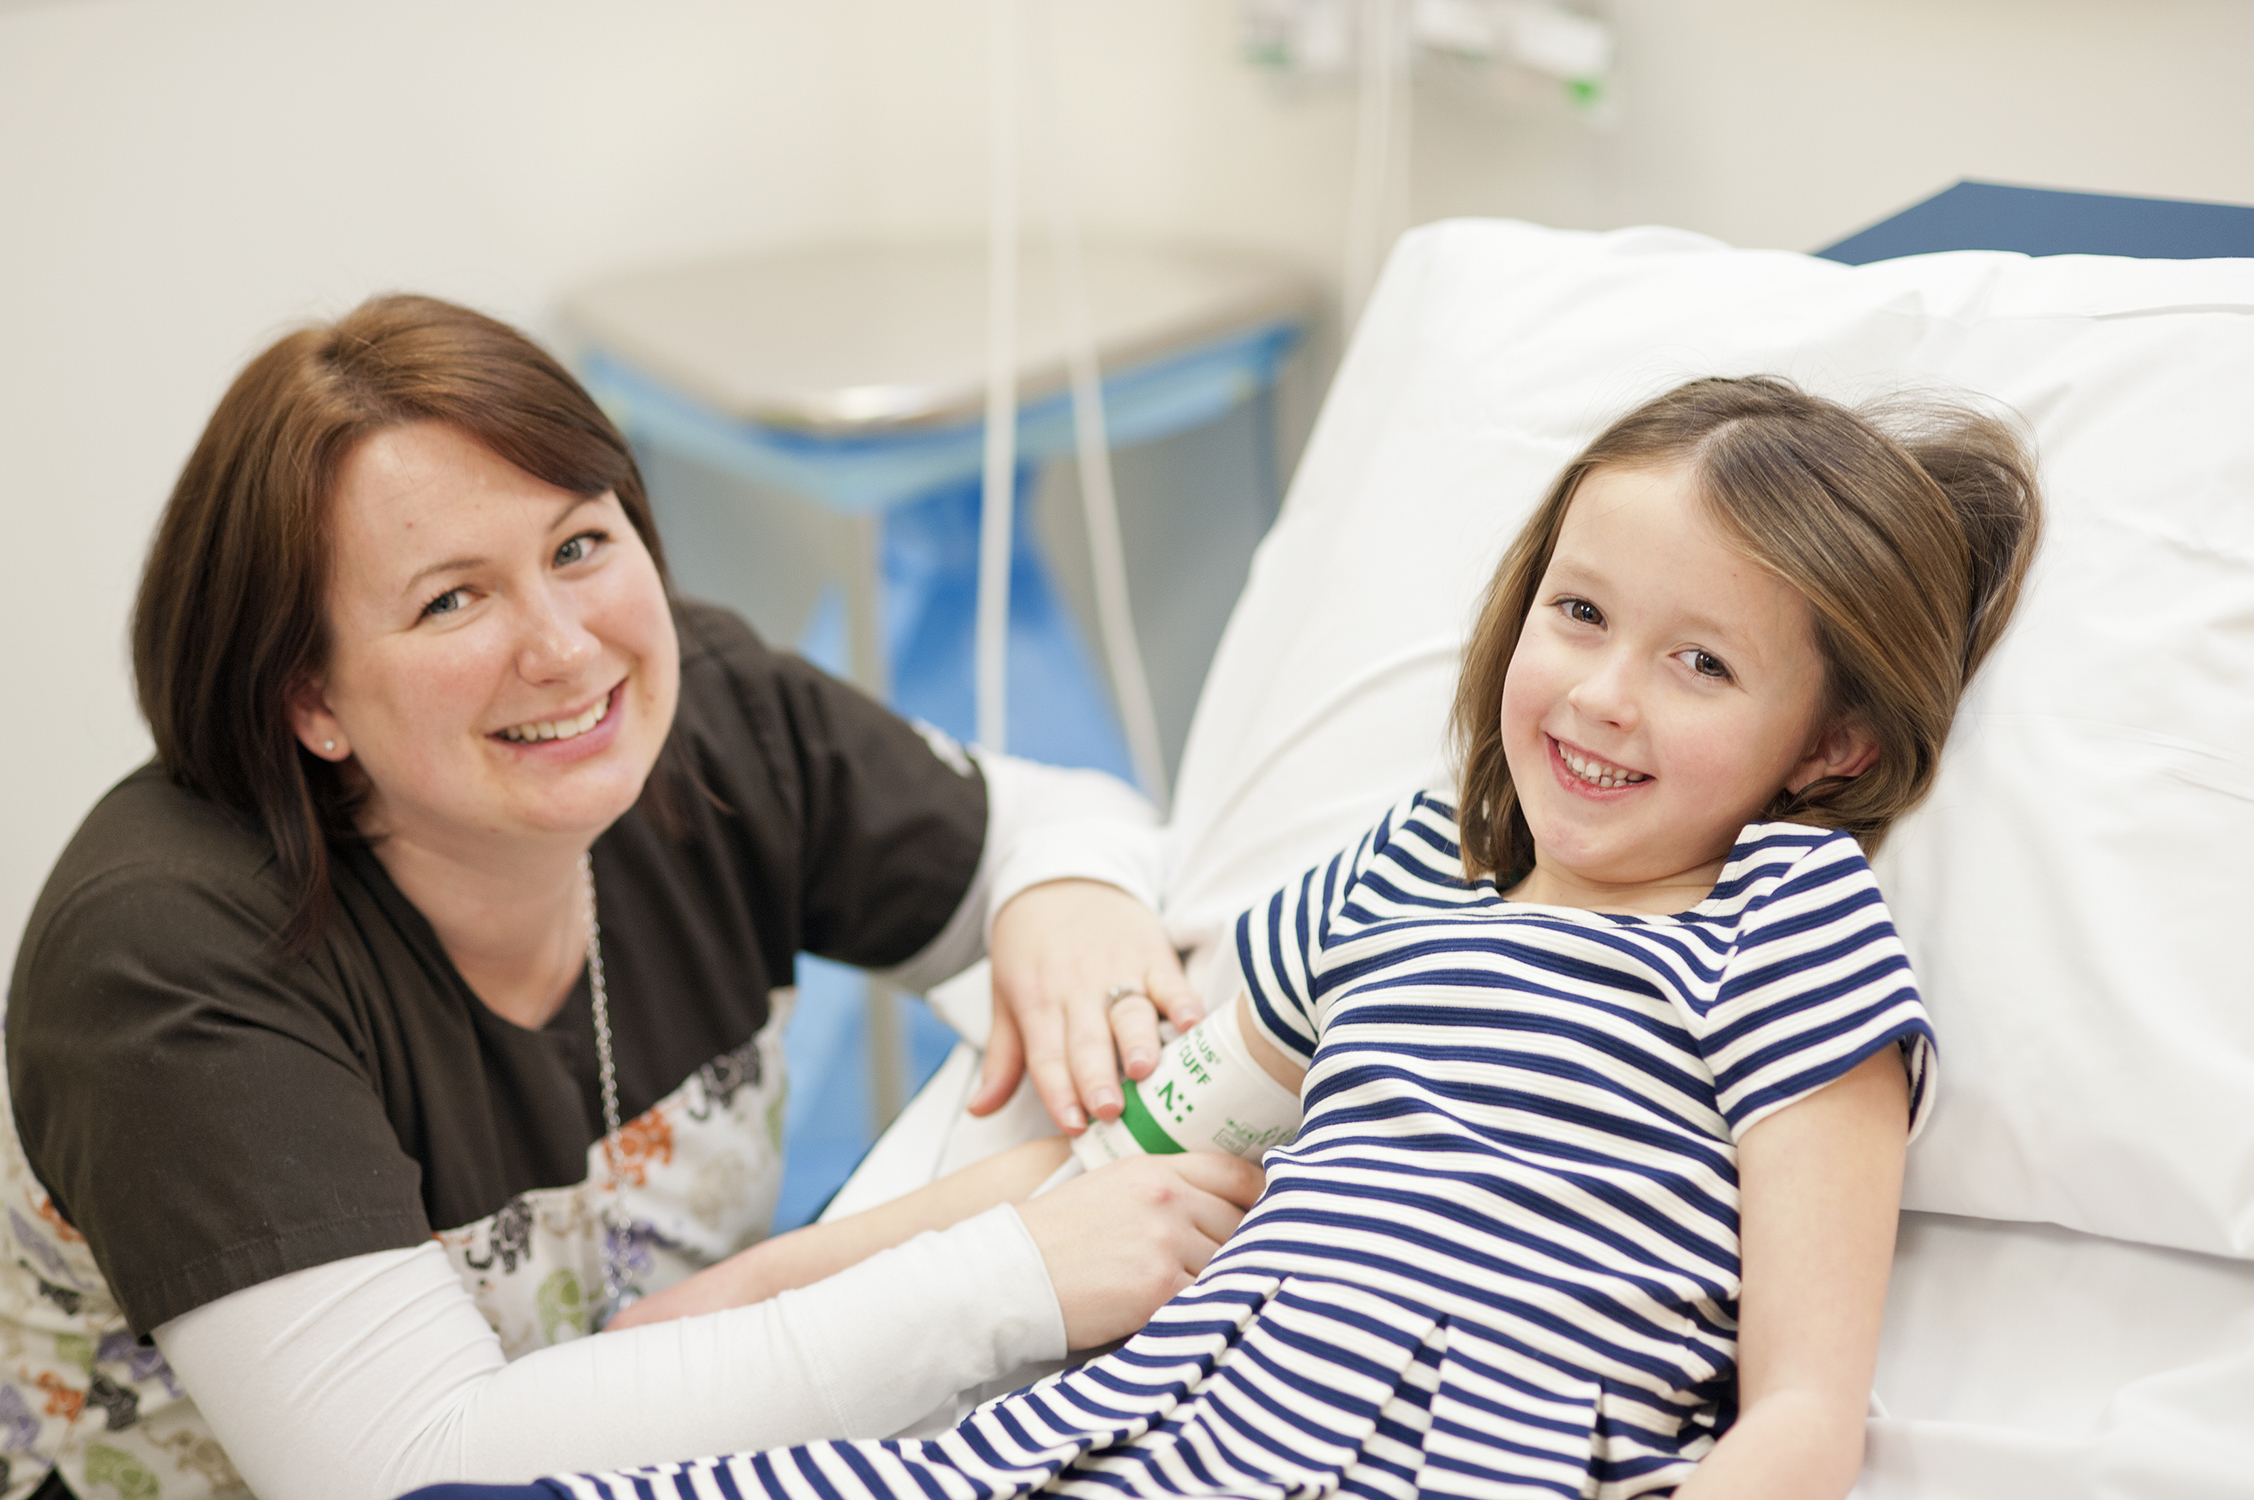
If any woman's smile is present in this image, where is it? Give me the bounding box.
[494,680,624,752]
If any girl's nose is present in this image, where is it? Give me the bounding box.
[516,586,599,683]
[1566,649,1640,729]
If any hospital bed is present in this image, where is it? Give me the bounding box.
[823,192,2254,1496]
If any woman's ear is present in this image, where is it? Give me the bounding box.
[1787,718,1879,794]
[286,678,350,762]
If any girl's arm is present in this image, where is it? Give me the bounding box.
[611,1138,1075,1328]
[1674,1048,1910,1500]
[1233,989,1312,1093]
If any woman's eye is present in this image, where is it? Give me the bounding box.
[554,531,606,567]
[1560,598,1603,627]
[1678,648,1732,680]
[420,587,467,620]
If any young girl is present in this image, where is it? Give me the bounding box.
[423,375,2040,1500]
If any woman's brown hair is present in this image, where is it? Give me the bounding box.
[132,293,670,949]
[1452,374,2041,882]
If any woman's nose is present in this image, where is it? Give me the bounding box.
[515,586,599,682]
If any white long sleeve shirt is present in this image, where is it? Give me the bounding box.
[148,751,1158,1500]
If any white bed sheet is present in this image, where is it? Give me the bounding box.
[1867,1214,2254,1497]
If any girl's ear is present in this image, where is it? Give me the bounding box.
[1786,718,1879,794]
[286,678,351,762]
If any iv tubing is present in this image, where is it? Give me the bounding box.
[1032,1,1169,809]
[1341,0,1402,332]
[977,0,1022,754]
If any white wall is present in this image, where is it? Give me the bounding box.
[5,0,2254,975]
[1536,0,2254,252]
[0,0,861,974]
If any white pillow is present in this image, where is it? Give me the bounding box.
[1159,219,2254,1261]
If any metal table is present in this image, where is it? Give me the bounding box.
[559,241,1315,1224]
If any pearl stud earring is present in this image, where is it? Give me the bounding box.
[323,740,337,753]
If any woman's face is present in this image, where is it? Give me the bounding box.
[290,422,679,860]
[1498,460,1873,904]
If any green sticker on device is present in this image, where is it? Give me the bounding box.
[1118,1077,1188,1155]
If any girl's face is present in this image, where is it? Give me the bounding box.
[288,421,680,863]
[1499,460,1874,909]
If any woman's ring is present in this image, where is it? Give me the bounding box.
[1104,984,1147,1010]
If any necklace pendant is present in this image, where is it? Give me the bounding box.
[595,1283,640,1332]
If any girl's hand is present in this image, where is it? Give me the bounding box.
[981,879,1203,1131]
[604,1138,1074,1331]
[1014,1152,1266,1350]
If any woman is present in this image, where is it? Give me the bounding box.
[0,296,1258,1500]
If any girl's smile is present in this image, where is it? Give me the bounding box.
[1499,460,1874,913]
[1546,733,1651,794]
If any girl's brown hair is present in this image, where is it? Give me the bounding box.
[132,294,670,949]
[1452,374,2041,881]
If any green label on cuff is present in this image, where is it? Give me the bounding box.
[1119,1078,1187,1155]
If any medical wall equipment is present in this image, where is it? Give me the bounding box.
[1241,0,1610,85]
[825,186,2254,1491]
[1242,0,1614,326]
[1070,998,1300,1169]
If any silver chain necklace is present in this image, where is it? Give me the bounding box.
[579,851,635,1324]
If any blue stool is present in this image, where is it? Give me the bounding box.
[563,243,1314,1224]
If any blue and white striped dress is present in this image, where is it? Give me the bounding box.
[536,793,1936,1500]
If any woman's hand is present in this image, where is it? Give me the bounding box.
[1015,1152,1266,1350]
[605,1138,1074,1331]
[982,878,1202,1131]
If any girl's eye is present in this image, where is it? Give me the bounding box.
[1678,648,1732,680]
[1560,598,1604,627]
[420,587,467,620]
[554,530,606,567]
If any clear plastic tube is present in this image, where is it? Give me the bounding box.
[1028,0,1168,807]
[977,0,1022,754]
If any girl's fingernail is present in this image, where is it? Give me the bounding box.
[1091,1088,1119,1114]
[1177,1007,1204,1026]
[1125,1050,1154,1074]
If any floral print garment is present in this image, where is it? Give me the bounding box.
[0,1003,793,1500]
